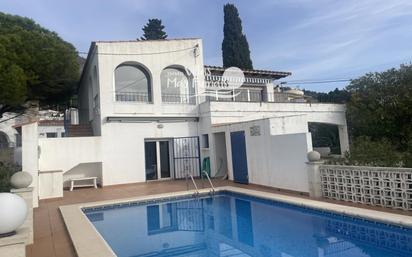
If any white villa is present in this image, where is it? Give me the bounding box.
[18,38,349,207]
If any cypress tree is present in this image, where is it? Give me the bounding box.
[222,4,253,69]
[140,19,167,40]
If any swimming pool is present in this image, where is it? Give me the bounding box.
[83,191,412,257]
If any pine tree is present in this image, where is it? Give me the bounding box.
[140,19,168,40]
[222,4,253,69]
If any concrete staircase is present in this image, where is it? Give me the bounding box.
[66,124,93,137]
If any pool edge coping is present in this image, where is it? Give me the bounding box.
[59,186,412,257]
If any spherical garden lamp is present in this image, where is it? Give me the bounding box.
[307,151,321,162]
[10,171,33,189]
[0,193,27,237]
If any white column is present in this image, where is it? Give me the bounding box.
[307,161,324,198]
[338,124,350,156]
[22,122,39,208]
[263,83,274,102]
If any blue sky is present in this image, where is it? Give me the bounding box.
[1,0,412,92]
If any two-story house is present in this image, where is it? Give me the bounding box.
[21,38,348,206]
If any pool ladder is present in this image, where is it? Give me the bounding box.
[187,171,215,196]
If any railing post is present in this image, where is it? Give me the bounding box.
[306,151,323,199]
[263,83,274,102]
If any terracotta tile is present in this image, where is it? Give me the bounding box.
[31,237,56,257]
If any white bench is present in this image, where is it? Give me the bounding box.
[69,177,98,191]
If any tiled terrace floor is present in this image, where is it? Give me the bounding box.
[27,179,412,257]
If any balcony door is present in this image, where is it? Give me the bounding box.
[145,140,172,181]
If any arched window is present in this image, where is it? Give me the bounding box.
[115,63,151,102]
[0,132,9,149]
[161,67,195,104]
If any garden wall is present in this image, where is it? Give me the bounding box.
[319,164,412,210]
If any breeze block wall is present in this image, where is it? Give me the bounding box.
[320,165,412,210]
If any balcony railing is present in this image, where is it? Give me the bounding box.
[115,92,151,102]
[162,94,196,105]
[206,90,264,103]
[0,142,14,149]
[206,90,314,103]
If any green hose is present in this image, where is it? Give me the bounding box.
[202,157,211,177]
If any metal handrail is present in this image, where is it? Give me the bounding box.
[189,174,199,195]
[202,171,215,194]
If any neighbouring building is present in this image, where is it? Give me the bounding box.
[19,38,349,207]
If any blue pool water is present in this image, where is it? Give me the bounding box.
[84,191,412,257]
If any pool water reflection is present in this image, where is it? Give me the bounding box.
[84,192,412,257]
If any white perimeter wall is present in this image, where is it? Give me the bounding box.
[38,137,101,173]
[212,116,312,193]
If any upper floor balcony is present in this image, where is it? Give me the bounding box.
[205,88,313,103]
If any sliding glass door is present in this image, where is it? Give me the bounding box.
[145,142,157,180]
[145,140,171,181]
[159,141,171,179]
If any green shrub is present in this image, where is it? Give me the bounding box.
[0,162,20,192]
[326,136,406,167]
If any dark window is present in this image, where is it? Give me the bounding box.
[46,132,57,138]
[161,67,195,104]
[0,132,9,148]
[115,64,151,102]
[202,134,209,148]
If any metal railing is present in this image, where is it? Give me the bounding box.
[206,90,314,103]
[161,93,196,104]
[188,174,200,195]
[202,171,215,194]
[115,92,151,102]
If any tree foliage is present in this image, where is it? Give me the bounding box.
[0,162,20,192]
[140,19,168,40]
[347,65,412,150]
[345,64,412,167]
[0,12,79,117]
[222,4,253,69]
[303,88,350,104]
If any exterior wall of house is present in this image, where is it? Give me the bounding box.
[211,116,312,193]
[81,39,205,185]
[95,39,204,119]
[200,101,349,154]
[78,48,102,136]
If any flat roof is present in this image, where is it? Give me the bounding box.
[205,65,291,80]
[93,38,201,44]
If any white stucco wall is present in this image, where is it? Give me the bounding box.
[38,125,65,138]
[100,121,199,186]
[212,116,312,193]
[38,137,101,173]
[94,39,204,119]
[202,101,347,126]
